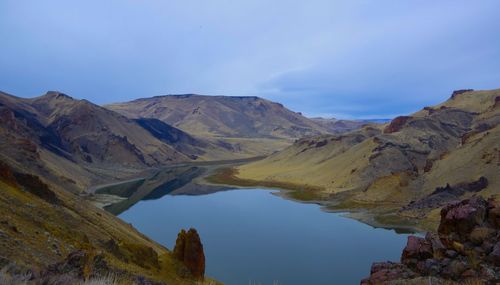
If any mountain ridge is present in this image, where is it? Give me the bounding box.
[230,88,500,230]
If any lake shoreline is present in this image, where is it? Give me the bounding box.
[89,159,429,233]
[204,167,430,233]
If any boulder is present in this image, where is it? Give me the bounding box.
[438,196,488,245]
[402,236,433,262]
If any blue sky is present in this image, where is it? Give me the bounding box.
[1,1,499,119]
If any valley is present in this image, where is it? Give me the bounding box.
[1,88,498,284]
[2,3,499,284]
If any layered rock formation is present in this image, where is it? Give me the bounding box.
[362,196,500,284]
[173,228,206,279]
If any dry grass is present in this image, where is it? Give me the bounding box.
[207,167,324,201]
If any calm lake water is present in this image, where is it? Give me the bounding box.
[119,189,411,285]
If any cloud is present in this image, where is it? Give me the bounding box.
[0,0,499,118]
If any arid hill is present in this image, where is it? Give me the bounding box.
[0,91,237,191]
[106,94,330,139]
[232,89,500,230]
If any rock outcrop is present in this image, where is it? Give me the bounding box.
[173,228,205,279]
[383,116,412,134]
[362,196,500,284]
[451,89,474,99]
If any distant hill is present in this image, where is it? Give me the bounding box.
[105,94,332,140]
[233,89,500,230]
[310,117,390,133]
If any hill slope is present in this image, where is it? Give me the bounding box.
[106,94,331,140]
[0,91,233,191]
[232,89,500,230]
[0,159,215,284]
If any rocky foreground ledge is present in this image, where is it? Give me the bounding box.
[362,196,499,284]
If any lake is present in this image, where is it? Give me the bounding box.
[119,189,411,285]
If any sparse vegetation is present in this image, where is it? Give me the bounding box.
[207,167,324,201]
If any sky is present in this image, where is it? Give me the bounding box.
[1,1,499,119]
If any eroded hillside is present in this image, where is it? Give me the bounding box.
[0,91,240,192]
[232,89,500,230]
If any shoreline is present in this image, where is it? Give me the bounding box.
[90,161,430,234]
[204,167,430,233]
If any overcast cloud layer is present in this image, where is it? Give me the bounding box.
[1,0,499,118]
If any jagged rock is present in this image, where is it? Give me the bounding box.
[173,228,205,279]
[401,236,433,262]
[360,262,416,284]
[426,232,445,258]
[363,196,500,283]
[438,196,488,245]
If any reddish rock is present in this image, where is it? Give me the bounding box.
[402,236,433,262]
[438,196,488,245]
[173,228,205,279]
[383,116,412,134]
[363,197,500,283]
[360,262,415,285]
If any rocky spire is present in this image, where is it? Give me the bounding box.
[173,228,205,279]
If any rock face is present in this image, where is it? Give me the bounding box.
[362,196,500,284]
[173,228,205,279]
[383,116,412,133]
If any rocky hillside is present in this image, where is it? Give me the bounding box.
[0,91,236,191]
[0,161,216,284]
[106,94,331,140]
[362,196,499,284]
[232,89,500,230]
